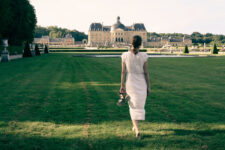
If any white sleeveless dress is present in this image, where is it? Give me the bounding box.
[121,51,148,120]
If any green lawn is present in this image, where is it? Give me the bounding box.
[0,53,225,150]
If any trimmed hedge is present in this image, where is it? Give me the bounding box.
[44,45,49,54]
[35,44,41,56]
[0,46,23,55]
[23,42,32,57]
[49,49,147,52]
[183,45,189,53]
[49,47,85,50]
[211,43,219,54]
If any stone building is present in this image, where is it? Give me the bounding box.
[34,34,75,45]
[147,36,192,47]
[88,16,148,47]
[88,16,192,47]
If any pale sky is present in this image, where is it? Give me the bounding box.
[30,0,225,34]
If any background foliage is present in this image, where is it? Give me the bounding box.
[35,26,88,41]
[148,32,225,45]
[35,26,225,45]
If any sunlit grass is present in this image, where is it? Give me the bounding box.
[58,82,120,89]
[1,120,224,138]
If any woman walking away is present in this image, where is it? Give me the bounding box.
[120,35,151,140]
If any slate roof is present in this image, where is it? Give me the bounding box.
[147,36,187,42]
[89,23,103,31]
[89,17,147,31]
[103,26,111,31]
[89,23,146,31]
[147,37,161,42]
[111,23,126,30]
[170,39,183,42]
[132,23,146,31]
[50,38,64,42]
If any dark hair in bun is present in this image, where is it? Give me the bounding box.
[132,35,142,49]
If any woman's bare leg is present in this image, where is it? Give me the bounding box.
[132,120,140,134]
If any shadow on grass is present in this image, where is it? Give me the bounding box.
[162,129,225,136]
[2,129,224,150]
[0,133,146,150]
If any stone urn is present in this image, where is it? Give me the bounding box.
[1,39,10,62]
[30,44,35,56]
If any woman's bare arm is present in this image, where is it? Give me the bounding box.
[144,61,151,96]
[120,61,126,93]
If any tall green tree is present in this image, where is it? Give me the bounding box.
[0,0,37,45]
[0,0,13,39]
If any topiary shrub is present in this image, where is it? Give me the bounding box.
[211,43,219,54]
[183,45,189,53]
[35,44,41,56]
[44,45,49,54]
[23,41,32,57]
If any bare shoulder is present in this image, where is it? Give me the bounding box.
[122,51,129,55]
[121,51,130,58]
[140,52,148,57]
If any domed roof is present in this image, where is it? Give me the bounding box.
[111,16,126,31]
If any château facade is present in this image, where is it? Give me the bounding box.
[88,16,148,47]
[88,16,192,47]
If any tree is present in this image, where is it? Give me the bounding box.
[183,45,189,53]
[34,26,50,38]
[0,0,37,45]
[35,44,40,56]
[49,30,64,38]
[44,45,49,54]
[205,33,213,37]
[204,37,213,44]
[149,32,160,37]
[23,41,32,57]
[70,30,87,41]
[191,32,204,44]
[0,0,13,39]
[211,43,219,54]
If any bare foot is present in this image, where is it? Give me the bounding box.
[136,132,141,140]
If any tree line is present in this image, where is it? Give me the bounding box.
[148,32,225,45]
[36,26,225,45]
[0,0,37,45]
[35,26,88,41]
